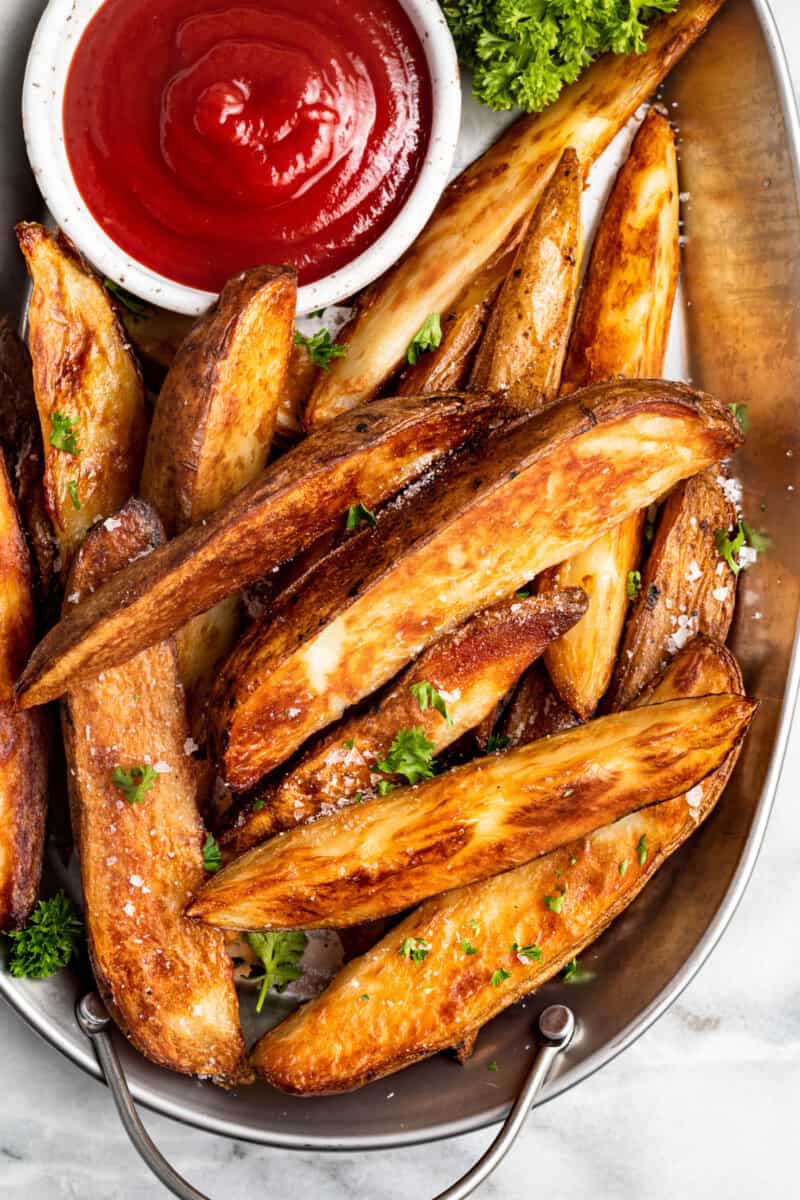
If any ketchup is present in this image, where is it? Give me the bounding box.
[63,0,432,292]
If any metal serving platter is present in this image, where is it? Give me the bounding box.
[1,0,799,1152]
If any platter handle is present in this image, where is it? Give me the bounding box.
[76,991,574,1200]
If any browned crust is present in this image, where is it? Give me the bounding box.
[17,392,502,708]
[469,147,582,406]
[249,635,744,1094]
[0,456,47,929]
[141,265,297,537]
[212,379,741,788]
[304,0,728,427]
[61,499,250,1085]
[190,694,755,931]
[16,223,147,570]
[500,660,580,746]
[604,468,737,711]
[220,588,589,857]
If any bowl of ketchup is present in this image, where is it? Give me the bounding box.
[22,0,460,315]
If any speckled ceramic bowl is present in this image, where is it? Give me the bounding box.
[21,0,461,316]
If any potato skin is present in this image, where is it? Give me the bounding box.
[500,660,580,746]
[61,499,250,1085]
[250,636,744,1094]
[141,265,297,537]
[469,147,581,406]
[220,588,589,857]
[16,224,147,569]
[213,379,741,789]
[0,457,48,930]
[191,693,755,932]
[605,468,737,711]
[540,108,680,718]
[304,0,727,427]
[17,392,500,708]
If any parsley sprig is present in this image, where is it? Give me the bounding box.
[49,411,81,455]
[7,892,83,979]
[410,680,452,726]
[246,931,307,1012]
[294,329,347,370]
[202,833,222,873]
[111,764,158,805]
[346,502,376,531]
[406,313,442,365]
[399,936,431,963]
[376,727,436,785]
[626,569,641,598]
[485,732,510,755]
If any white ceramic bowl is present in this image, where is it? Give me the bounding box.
[22,0,461,316]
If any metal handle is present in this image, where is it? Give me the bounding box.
[77,991,574,1200]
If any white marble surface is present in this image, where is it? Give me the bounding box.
[3,4,800,1197]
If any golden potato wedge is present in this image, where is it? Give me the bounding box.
[16,224,147,569]
[469,147,581,405]
[212,379,740,789]
[539,109,680,718]
[304,0,726,428]
[500,661,580,747]
[221,589,588,857]
[17,392,500,708]
[141,265,297,536]
[61,498,249,1084]
[605,468,737,712]
[117,301,194,371]
[0,314,57,612]
[0,457,48,930]
[190,693,755,931]
[250,636,744,1093]
[538,512,646,718]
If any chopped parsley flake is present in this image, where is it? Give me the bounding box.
[49,411,81,455]
[111,763,158,805]
[376,779,397,795]
[562,957,579,983]
[728,402,749,432]
[252,798,266,812]
[514,588,531,598]
[626,569,641,598]
[104,278,152,316]
[487,1061,498,1071]
[637,834,648,866]
[399,936,431,964]
[202,833,222,873]
[406,313,442,365]
[513,942,543,962]
[67,479,81,510]
[342,737,355,750]
[294,328,347,370]
[544,893,564,914]
[485,732,510,755]
[619,858,629,877]
[410,680,452,726]
[490,967,512,986]
[461,940,479,955]
[346,501,376,531]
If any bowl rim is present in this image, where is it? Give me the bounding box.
[21,0,461,317]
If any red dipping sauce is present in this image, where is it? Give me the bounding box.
[63,0,433,292]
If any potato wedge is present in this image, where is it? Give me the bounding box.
[304,0,726,428]
[16,224,147,569]
[141,265,297,536]
[604,468,737,712]
[469,148,581,405]
[250,636,744,1093]
[537,512,646,718]
[500,661,580,747]
[221,589,589,857]
[189,693,755,931]
[61,499,249,1084]
[0,314,57,612]
[212,379,740,789]
[0,457,48,929]
[539,109,680,718]
[117,302,194,371]
[17,392,500,708]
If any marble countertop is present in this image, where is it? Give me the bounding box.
[3,3,800,1197]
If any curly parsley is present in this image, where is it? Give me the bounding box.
[376,726,436,786]
[406,313,442,365]
[399,936,431,964]
[294,329,347,370]
[7,892,83,979]
[246,931,307,1012]
[111,764,158,805]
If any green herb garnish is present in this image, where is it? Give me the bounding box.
[485,732,510,755]
[399,936,431,964]
[728,402,749,432]
[7,892,83,979]
[490,967,512,986]
[377,727,436,785]
[406,313,442,365]
[346,502,376,531]
[513,942,543,962]
[714,522,746,575]
[202,833,222,874]
[626,569,641,598]
[637,834,648,866]
[544,893,564,914]
[252,798,266,812]
[49,411,81,455]
[410,680,452,726]
[741,521,772,554]
[67,479,81,510]
[619,858,629,877]
[111,763,158,805]
[376,779,397,795]
[342,737,355,750]
[562,957,579,983]
[246,931,307,1012]
[461,940,479,955]
[294,329,347,370]
[104,278,152,316]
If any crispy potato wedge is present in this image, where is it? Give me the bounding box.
[16,224,147,569]
[141,265,297,536]
[0,457,48,929]
[190,693,755,931]
[250,636,744,1092]
[537,512,646,718]
[605,468,737,712]
[500,661,580,747]
[0,314,57,612]
[304,0,726,428]
[17,392,500,708]
[469,148,581,405]
[221,589,588,857]
[212,379,741,789]
[61,499,249,1084]
[539,109,680,718]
